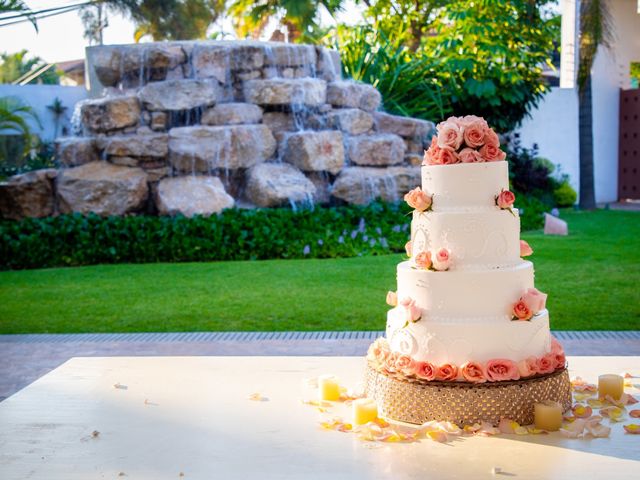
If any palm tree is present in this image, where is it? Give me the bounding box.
[577,0,613,210]
[0,0,37,31]
[228,0,343,42]
[0,96,40,162]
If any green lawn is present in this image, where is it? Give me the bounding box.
[0,209,638,333]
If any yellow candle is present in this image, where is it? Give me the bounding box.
[318,375,341,401]
[534,401,563,431]
[353,398,378,425]
[598,374,624,400]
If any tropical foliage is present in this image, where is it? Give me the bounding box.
[0,96,39,162]
[0,0,37,30]
[0,50,60,85]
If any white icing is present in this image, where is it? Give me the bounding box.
[396,260,534,319]
[422,161,509,210]
[410,209,520,269]
[386,308,552,365]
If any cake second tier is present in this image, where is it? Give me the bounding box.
[396,260,534,320]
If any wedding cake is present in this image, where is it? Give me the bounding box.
[364,116,571,426]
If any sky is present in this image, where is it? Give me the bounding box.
[0,1,364,63]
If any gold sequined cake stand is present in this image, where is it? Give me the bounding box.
[364,363,572,426]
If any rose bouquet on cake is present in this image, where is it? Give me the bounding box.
[423,115,506,165]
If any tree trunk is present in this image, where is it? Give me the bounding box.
[578,74,597,209]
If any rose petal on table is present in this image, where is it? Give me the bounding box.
[514,425,529,435]
[587,398,605,408]
[248,393,268,402]
[526,427,548,434]
[572,377,597,392]
[113,383,128,390]
[585,422,611,438]
[573,392,595,402]
[498,418,520,434]
[562,418,587,437]
[629,409,640,418]
[572,404,593,418]
[623,424,640,434]
[559,428,581,438]
[600,406,625,421]
[476,422,500,436]
[623,394,639,405]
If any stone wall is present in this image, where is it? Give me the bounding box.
[0,41,435,219]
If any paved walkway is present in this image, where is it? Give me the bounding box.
[1,331,639,402]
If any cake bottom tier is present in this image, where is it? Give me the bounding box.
[364,364,571,426]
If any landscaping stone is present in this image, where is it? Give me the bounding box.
[315,47,341,82]
[80,96,140,133]
[284,130,344,174]
[405,154,423,166]
[56,162,148,216]
[326,81,381,112]
[331,166,421,205]
[262,112,296,133]
[150,112,168,131]
[373,111,435,138]
[263,44,316,67]
[201,103,263,126]
[56,137,98,167]
[326,108,373,135]
[191,44,230,83]
[0,169,57,220]
[156,176,234,217]
[99,133,169,158]
[168,125,276,172]
[244,78,326,106]
[245,162,316,207]
[138,79,219,111]
[347,134,406,166]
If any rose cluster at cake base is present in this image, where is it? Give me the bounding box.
[365,364,572,427]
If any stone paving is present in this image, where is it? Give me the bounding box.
[1,331,638,402]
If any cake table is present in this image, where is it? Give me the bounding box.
[0,356,638,480]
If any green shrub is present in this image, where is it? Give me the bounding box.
[0,200,546,270]
[553,181,577,207]
[514,192,547,231]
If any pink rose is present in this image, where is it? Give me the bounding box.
[436,118,463,150]
[550,336,563,355]
[536,354,555,374]
[462,120,487,148]
[399,297,421,322]
[517,356,538,377]
[436,363,458,381]
[434,147,460,165]
[485,359,520,382]
[404,187,432,211]
[384,351,399,373]
[520,240,533,257]
[422,136,440,165]
[367,338,390,364]
[553,351,566,370]
[496,189,516,209]
[480,142,506,162]
[432,247,451,271]
[522,287,547,314]
[395,354,416,375]
[458,147,484,163]
[405,240,412,257]
[512,299,533,321]
[461,362,487,383]
[483,128,500,147]
[414,250,432,270]
[459,115,489,130]
[386,291,397,307]
[413,361,437,381]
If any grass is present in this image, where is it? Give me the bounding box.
[0,209,638,333]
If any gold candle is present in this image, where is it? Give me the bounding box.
[353,398,378,425]
[598,374,624,400]
[318,375,341,401]
[534,401,563,431]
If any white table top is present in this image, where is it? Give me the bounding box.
[0,356,639,480]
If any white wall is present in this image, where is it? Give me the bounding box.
[0,84,87,142]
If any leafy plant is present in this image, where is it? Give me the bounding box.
[553,182,578,208]
[0,96,39,162]
[0,50,60,85]
[0,0,37,30]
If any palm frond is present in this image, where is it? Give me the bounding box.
[577,0,614,94]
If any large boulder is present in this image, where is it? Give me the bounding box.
[98,133,169,158]
[245,162,316,208]
[90,44,186,87]
[56,162,148,216]
[327,81,381,112]
[156,176,234,217]
[331,166,421,205]
[326,108,373,135]
[201,103,263,126]
[283,131,344,174]
[0,169,57,220]
[56,137,98,167]
[138,79,219,111]
[244,78,326,106]
[347,134,406,166]
[190,44,231,84]
[373,112,435,139]
[168,125,276,172]
[80,95,140,133]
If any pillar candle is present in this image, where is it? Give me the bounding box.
[353,398,378,425]
[534,401,563,431]
[598,374,624,400]
[318,375,341,401]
